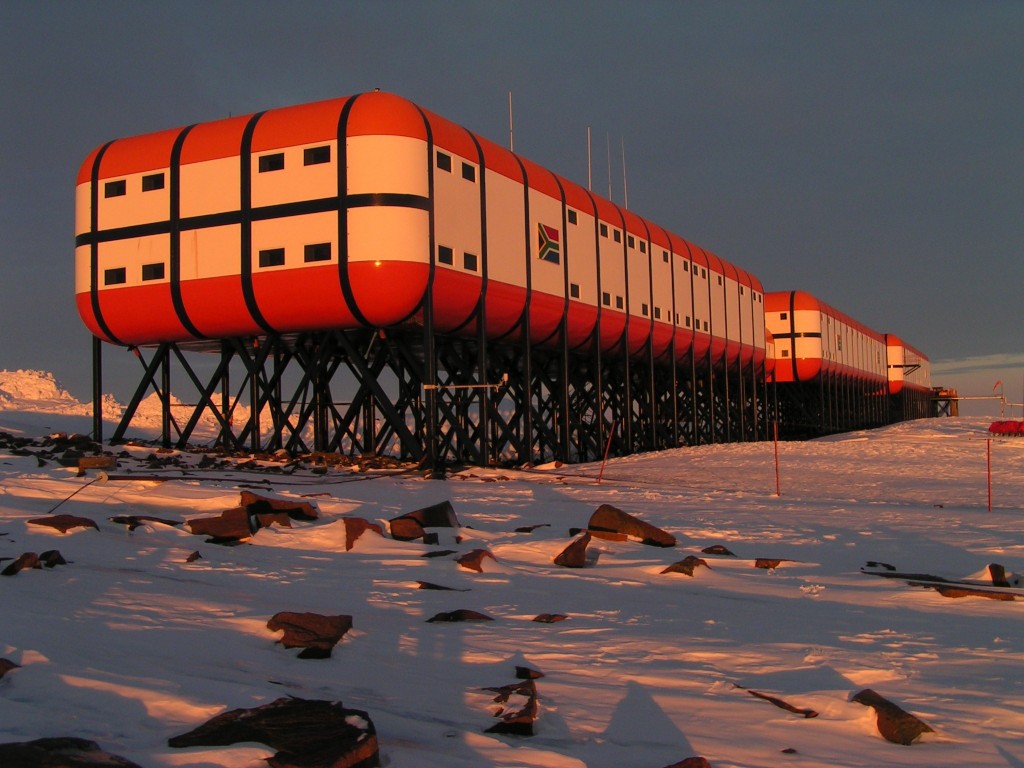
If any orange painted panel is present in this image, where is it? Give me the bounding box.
[352,260,429,328]
[346,92,428,140]
[99,284,192,345]
[180,275,259,339]
[251,98,347,152]
[252,264,356,332]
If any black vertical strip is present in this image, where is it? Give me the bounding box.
[169,124,204,339]
[239,111,276,334]
[789,291,799,382]
[612,205,629,351]
[335,96,373,327]
[638,219,654,342]
[581,191,603,353]
[88,140,124,346]
[468,132,488,317]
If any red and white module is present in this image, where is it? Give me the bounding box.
[75,91,765,370]
[885,335,932,397]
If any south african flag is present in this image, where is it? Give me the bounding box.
[537,223,560,264]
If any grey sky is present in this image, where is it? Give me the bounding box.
[1,0,1021,403]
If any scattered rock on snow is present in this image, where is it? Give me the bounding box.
[343,517,384,551]
[661,555,710,576]
[389,500,460,542]
[850,688,934,745]
[553,531,592,568]
[0,658,20,679]
[267,612,353,659]
[736,685,818,718]
[457,548,496,572]
[1,550,66,576]
[701,544,735,556]
[168,696,379,767]
[482,678,539,736]
[0,736,143,767]
[426,609,494,623]
[532,613,569,623]
[662,758,713,768]
[587,504,676,547]
[27,514,98,533]
[108,514,181,531]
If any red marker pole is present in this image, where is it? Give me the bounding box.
[773,420,781,497]
[987,438,992,512]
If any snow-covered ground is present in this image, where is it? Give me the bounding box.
[2,369,1024,767]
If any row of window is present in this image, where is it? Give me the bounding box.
[258,145,331,173]
[259,242,332,268]
[435,151,477,182]
[104,173,165,198]
[104,262,164,285]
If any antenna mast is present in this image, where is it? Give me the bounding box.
[621,137,628,210]
[508,91,514,152]
[587,127,592,191]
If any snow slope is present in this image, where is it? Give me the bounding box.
[1,369,1023,767]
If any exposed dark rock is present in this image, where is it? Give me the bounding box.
[554,532,591,568]
[483,679,538,736]
[267,612,353,658]
[187,506,256,542]
[532,613,569,623]
[343,517,384,551]
[2,552,40,576]
[587,504,676,547]
[422,532,439,545]
[0,736,143,767]
[515,666,544,679]
[185,551,202,563]
[0,658,20,679]
[421,549,458,558]
[457,548,496,572]
[168,696,379,767]
[988,562,1020,587]
[389,500,459,542]
[27,514,98,533]
[662,758,713,768]
[851,688,934,745]
[38,550,66,568]
[928,584,1015,601]
[416,581,469,591]
[755,558,792,569]
[701,544,735,556]
[865,560,895,571]
[661,555,710,576]
[108,515,181,531]
[515,524,550,533]
[737,685,818,718]
[426,609,494,623]
[241,492,318,521]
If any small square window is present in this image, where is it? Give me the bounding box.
[600,223,608,238]
[568,210,578,225]
[602,291,611,306]
[627,235,635,249]
[654,307,661,320]
[781,349,790,358]
[613,229,621,243]
[701,268,707,278]
[642,303,649,316]
[616,295,624,309]
[780,312,788,320]
[104,180,126,198]
[436,151,452,172]
[438,245,453,265]
[704,321,709,331]
[570,283,580,299]
[304,243,331,263]
[141,262,164,281]
[639,241,646,254]
[304,146,331,165]
[258,153,285,172]
[463,252,478,271]
[461,162,475,182]
[104,267,126,285]
[142,173,164,192]
[258,248,285,268]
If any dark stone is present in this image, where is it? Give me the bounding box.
[389,516,425,542]
[701,544,735,556]
[420,549,458,558]
[38,550,66,568]
[661,555,710,576]
[988,562,1019,587]
[343,517,384,551]
[267,612,353,657]
[754,558,792,569]
[422,532,439,545]
[187,506,256,542]
[168,696,379,767]
[391,500,459,535]
[532,613,569,623]
[426,609,494,623]
[185,551,202,563]
[515,666,544,679]
[483,679,538,736]
[108,515,181,531]
[554,532,591,568]
[515,524,550,533]
[416,581,469,592]
[2,552,40,576]
[240,491,318,522]
[0,658,20,679]
[27,514,98,533]
[457,548,496,572]
[851,688,934,745]
[587,504,676,547]
[865,560,895,570]
[662,759,713,768]
[0,736,143,767]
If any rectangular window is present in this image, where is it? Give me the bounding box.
[683,261,689,272]
[438,245,453,265]
[627,235,635,249]
[739,285,745,295]
[141,262,165,281]
[640,241,647,254]
[780,312,788,320]
[436,151,452,172]
[781,349,790,358]
[613,229,621,243]
[704,321,709,331]
[570,283,580,299]
[568,210,578,225]
[104,180,126,198]
[463,252,478,271]
[104,267,126,285]
[602,291,611,306]
[461,162,476,182]
[685,316,691,328]
[304,145,331,165]
[258,153,285,172]
[717,275,723,286]
[600,223,608,238]
[662,250,669,263]
[258,248,285,268]
[701,268,707,279]
[654,307,661,320]
[642,303,649,316]
[616,295,624,309]
[141,173,164,192]
[304,243,331,263]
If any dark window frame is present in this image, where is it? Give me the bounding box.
[141,173,165,192]
[104,267,127,285]
[438,245,454,265]
[303,145,331,165]
[304,242,332,263]
[258,153,285,173]
[258,247,286,268]
[104,180,126,198]
[141,262,165,281]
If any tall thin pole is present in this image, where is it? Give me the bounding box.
[606,133,612,200]
[587,127,592,191]
[508,91,514,152]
